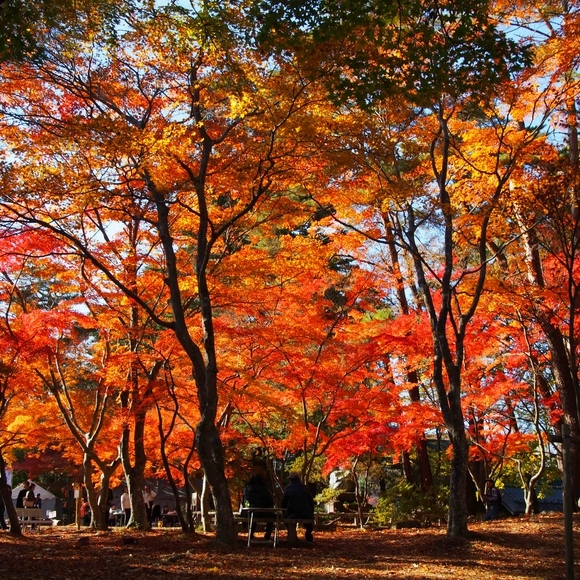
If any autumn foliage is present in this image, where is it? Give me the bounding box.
[0,0,578,543]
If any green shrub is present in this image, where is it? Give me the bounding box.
[314,486,342,510]
[374,480,448,526]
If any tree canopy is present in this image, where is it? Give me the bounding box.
[0,0,578,543]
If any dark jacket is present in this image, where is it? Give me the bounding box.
[282,479,314,519]
[16,488,27,508]
[242,476,274,509]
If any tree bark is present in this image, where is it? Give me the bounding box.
[0,452,20,535]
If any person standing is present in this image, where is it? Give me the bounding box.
[282,472,315,542]
[120,488,131,525]
[0,485,10,530]
[143,485,157,526]
[80,499,91,526]
[483,479,500,521]
[16,481,29,508]
[242,474,275,541]
[24,482,36,507]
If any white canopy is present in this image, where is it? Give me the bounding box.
[11,481,56,501]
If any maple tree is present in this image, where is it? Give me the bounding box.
[0,0,344,544]
[0,228,125,531]
[0,0,577,550]
[29,316,119,531]
[251,0,540,539]
[493,0,580,501]
[0,204,179,531]
[0,230,73,535]
[220,229,397,483]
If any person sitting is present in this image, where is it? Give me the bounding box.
[161,506,178,527]
[282,472,314,542]
[242,473,275,541]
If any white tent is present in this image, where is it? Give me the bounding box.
[11,481,57,515]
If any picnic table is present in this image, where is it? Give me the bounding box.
[15,507,56,529]
[160,512,180,527]
[109,509,125,526]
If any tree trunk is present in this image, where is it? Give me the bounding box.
[157,384,196,533]
[119,419,149,529]
[119,372,148,529]
[82,454,100,529]
[446,408,469,536]
[95,463,120,531]
[197,419,236,543]
[402,451,414,485]
[540,324,580,501]
[200,472,213,532]
[0,452,20,535]
[433,344,469,537]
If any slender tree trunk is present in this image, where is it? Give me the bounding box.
[156,391,196,533]
[96,464,119,531]
[200,472,213,532]
[197,419,235,541]
[445,386,469,536]
[403,106,492,538]
[402,452,414,485]
[119,420,148,529]
[118,358,148,530]
[433,347,469,537]
[82,454,99,529]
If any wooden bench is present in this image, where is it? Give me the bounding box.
[15,507,55,529]
[283,518,315,545]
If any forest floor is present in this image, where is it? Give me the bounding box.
[0,512,577,579]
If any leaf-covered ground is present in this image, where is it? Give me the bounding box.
[0,513,577,579]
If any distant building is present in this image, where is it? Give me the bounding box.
[500,485,563,515]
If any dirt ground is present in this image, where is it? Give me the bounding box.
[0,513,577,579]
